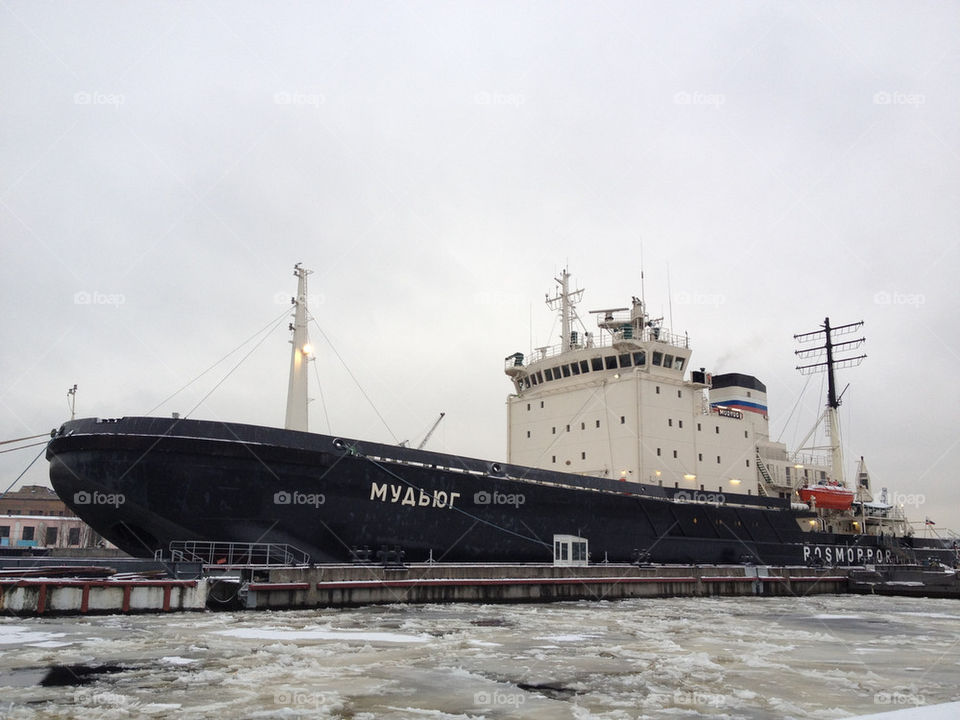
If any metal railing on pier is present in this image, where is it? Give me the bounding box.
[158,541,310,566]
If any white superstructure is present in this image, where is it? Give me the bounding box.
[504,270,859,520]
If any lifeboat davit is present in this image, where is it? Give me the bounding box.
[798,483,855,510]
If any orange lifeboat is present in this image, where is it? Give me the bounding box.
[798,483,854,510]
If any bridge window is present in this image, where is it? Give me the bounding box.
[675,357,685,371]
[633,351,645,366]
[591,357,604,371]
[618,353,632,368]
[652,351,663,366]
[544,368,553,381]
[570,362,580,375]
[580,360,590,373]
[562,365,571,378]
[604,356,617,370]
[536,372,543,384]
[524,377,530,389]
[553,366,563,379]
[663,355,674,369]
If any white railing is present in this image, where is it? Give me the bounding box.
[522,329,689,366]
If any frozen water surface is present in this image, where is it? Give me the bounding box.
[0,595,957,718]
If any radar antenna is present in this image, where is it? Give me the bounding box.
[794,318,866,489]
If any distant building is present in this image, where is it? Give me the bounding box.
[0,485,75,518]
[0,485,107,549]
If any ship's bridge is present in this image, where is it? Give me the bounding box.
[505,317,692,396]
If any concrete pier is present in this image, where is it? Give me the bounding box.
[244,564,847,610]
[6,559,955,615]
[0,578,208,615]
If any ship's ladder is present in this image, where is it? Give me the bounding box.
[755,452,776,490]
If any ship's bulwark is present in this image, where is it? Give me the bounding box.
[47,417,952,566]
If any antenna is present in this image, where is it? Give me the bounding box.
[667,263,674,332]
[794,317,866,489]
[545,268,584,352]
[640,241,646,312]
[67,384,78,421]
[285,263,314,432]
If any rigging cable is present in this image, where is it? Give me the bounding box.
[775,373,812,444]
[0,432,50,446]
[0,440,48,454]
[311,358,332,435]
[184,311,291,419]
[309,317,398,444]
[146,305,293,416]
[0,445,47,500]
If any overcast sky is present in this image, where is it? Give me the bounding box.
[2,1,958,531]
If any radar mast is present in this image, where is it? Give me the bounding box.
[285,263,313,432]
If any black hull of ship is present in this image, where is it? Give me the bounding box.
[46,417,953,567]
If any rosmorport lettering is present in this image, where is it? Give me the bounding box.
[73,490,124,508]
[273,490,325,507]
[803,545,893,564]
[369,482,460,509]
[473,490,525,507]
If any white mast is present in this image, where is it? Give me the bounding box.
[285,263,313,432]
[795,317,866,488]
[546,268,583,352]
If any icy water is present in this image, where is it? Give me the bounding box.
[0,595,958,719]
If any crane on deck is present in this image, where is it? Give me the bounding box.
[399,412,446,450]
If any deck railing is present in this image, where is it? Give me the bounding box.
[162,540,310,566]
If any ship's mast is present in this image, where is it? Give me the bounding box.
[546,268,584,351]
[285,263,313,432]
[823,318,844,486]
[795,317,866,487]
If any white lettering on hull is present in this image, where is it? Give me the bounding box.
[802,544,893,564]
[369,482,460,509]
